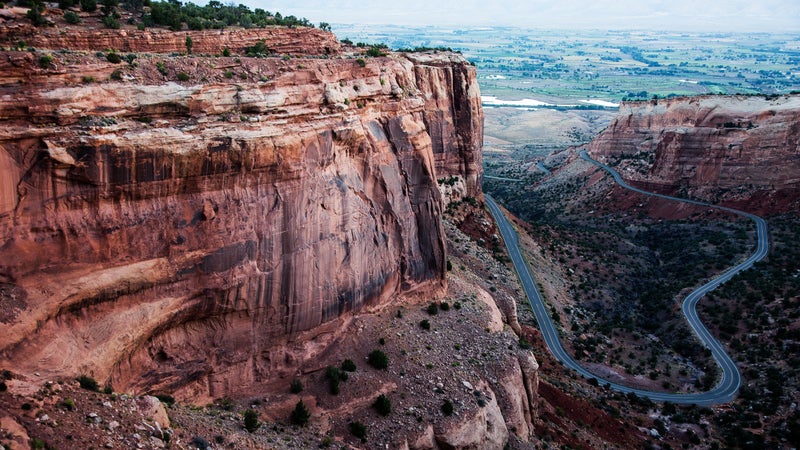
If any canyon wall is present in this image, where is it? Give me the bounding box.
[0,29,483,399]
[587,95,800,212]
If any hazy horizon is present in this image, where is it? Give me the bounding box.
[227,0,800,33]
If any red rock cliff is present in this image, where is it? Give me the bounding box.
[0,28,483,399]
[587,95,800,212]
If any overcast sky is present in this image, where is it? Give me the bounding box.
[229,0,799,32]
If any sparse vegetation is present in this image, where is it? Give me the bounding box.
[289,400,310,426]
[367,350,389,370]
[340,359,357,372]
[64,10,81,24]
[141,1,313,32]
[243,409,259,432]
[289,378,303,394]
[77,375,99,391]
[61,397,75,411]
[38,54,54,68]
[441,400,454,416]
[426,302,439,315]
[78,0,96,12]
[106,51,121,63]
[326,365,348,395]
[373,394,391,416]
[349,421,367,441]
[244,40,269,57]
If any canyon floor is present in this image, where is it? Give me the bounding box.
[484,105,800,449]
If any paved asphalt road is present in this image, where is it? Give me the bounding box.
[484,150,769,405]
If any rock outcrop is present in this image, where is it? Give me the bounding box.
[0,26,483,400]
[587,95,800,212]
[0,22,341,56]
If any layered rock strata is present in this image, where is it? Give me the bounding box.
[0,30,482,399]
[0,22,341,56]
[587,94,800,212]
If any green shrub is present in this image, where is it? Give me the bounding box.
[155,61,167,75]
[217,397,234,411]
[367,350,388,370]
[26,7,48,27]
[453,301,462,310]
[110,69,122,80]
[243,409,259,432]
[373,394,391,416]
[426,302,438,315]
[185,35,193,54]
[176,71,189,81]
[440,302,450,311]
[441,400,454,416]
[289,378,303,394]
[222,47,230,57]
[366,46,386,57]
[420,319,430,330]
[61,397,75,411]
[244,40,269,56]
[224,70,233,79]
[77,375,99,391]
[289,400,310,426]
[106,52,121,63]
[349,421,367,441]
[31,437,45,450]
[326,366,348,395]
[102,15,120,29]
[64,10,81,24]
[38,54,54,68]
[355,58,366,67]
[154,394,175,405]
[340,359,356,372]
[80,0,96,12]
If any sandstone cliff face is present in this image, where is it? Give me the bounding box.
[587,95,800,212]
[407,53,483,198]
[0,22,341,56]
[0,31,482,399]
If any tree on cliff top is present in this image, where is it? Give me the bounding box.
[141,1,314,32]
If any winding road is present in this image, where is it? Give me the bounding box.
[484,150,769,405]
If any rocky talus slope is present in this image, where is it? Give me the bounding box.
[0,20,484,405]
[587,94,800,213]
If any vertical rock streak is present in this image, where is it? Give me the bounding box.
[0,51,483,397]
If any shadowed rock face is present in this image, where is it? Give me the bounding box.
[588,95,800,213]
[0,31,482,399]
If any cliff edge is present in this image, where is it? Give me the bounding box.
[0,19,483,400]
[587,94,800,213]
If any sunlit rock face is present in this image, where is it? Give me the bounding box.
[0,27,482,399]
[588,94,800,213]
